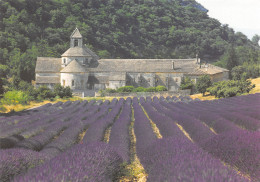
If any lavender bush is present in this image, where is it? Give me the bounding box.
[14,142,123,182]
[109,98,132,162]
[202,130,260,181]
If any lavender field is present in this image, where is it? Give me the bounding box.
[0,94,259,182]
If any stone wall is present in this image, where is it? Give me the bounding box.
[95,89,191,98]
[60,72,89,90]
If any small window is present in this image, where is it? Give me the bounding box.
[74,39,78,47]
[156,78,159,83]
[63,58,66,64]
[148,78,151,82]
[72,80,75,87]
[175,78,178,82]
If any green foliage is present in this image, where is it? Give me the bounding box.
[35,86,55,101]
[180,77,194,90]
[0,78,4,96]
[196,75,212,96]
[1,90,32,105]
[231,63,260,81]
[99,85,167,94]
[0,0,258,88]
[54,84,72,98]
[226,46,238,78]
[0,64,8,95]
[133,87,146,92]
[145,87,157,92]
[252,34,260,46]
[117,86,134,93]
[0,104,7,112]
[231,66,245,80]
[207,80,255,98]
[105,88,117,93]
[155,85,167,92]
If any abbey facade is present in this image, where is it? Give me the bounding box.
[35,28,229,96]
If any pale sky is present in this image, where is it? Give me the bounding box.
[196,0,260,40]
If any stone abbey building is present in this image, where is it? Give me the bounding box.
[35,28,228,96]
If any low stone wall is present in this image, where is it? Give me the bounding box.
[95,90,191,98]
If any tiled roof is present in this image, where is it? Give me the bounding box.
[61,46,92,57]
[88,59,199,73]
[35,57,61,73]
[36,76,60,84]
[60,60,86,73]
[61,45,99,58]
[200,64,229,74]
[70,28,82,38]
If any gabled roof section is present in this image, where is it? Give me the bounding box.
[36,76,60,84]
[61,45,99,58]
[88,59,199,73]
[83,45,99,59]
[35,57,61,73]
[61,60,86,73]
[70,28,82,38]
[61,47,92,57]
[200,64,229,75]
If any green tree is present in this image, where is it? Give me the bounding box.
[196,75,212,96]
[207,80,255,98]
[252,34,260,46]
[231,66,245,80]
[54,84,72,98]
[226,46,238,78]
[180,77,194,90]
[0,64,8,95]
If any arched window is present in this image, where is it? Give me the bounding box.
[74,39,78,47]
[72,80,75,87]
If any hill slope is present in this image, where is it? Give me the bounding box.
[0,0,258,82]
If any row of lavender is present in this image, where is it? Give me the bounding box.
[138,93,259,181]
[0,94,259,181]
[135,97,251,181]
[13,98,133,181]
[1,99,124,181]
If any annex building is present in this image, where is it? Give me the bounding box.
[35,28,229,96]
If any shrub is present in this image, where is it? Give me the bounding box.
[133,87,146,92]
[1,90,32,105]
[196,75,212,96]
[207,80,255,98]
[180,77,194,90]
[63,87,72,98]
[155,85,167,92]
[145,87,156,92]
[35,86,55,101]
[105,88,117,93]
[0,104,6,112]
[231,63,260,81]
[117,86,134,93]
[54,84,72,98]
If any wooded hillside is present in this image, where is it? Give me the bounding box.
[0,0,259,83]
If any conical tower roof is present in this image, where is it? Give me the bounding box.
[70,28,82,38]
[61,60,86,73]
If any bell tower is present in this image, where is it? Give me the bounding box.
[70,27,83,48]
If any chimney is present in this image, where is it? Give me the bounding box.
[172,61,174,70]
